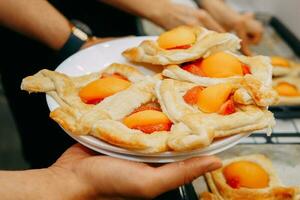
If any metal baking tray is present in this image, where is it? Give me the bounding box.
[252,13,300,118]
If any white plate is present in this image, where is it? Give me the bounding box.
[47,36,253,162]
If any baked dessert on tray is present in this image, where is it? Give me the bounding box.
[273,76,300,106]
[201,154,300,200]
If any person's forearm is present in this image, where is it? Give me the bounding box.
[0,169,60,199]
[0,169,89,200]
[0,0,70,50]
[200,0,240,30]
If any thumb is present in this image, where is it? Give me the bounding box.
[153,156,221,194]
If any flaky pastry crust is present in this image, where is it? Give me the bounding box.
[162,53,278,107]
[22,63,247,153]
[272,77,300,106]
[22,63,175,153]
[156,79,275,144]
[122,27,240,65]
[273,60,300,77]
[201,154,300,200]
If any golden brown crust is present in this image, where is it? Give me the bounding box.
[22,63,223,153]
[272,58,300,77]
[156,79,275,140]
[21,63,174,153]
[122,27,241,65]
[162,53,278,107]
[203,154,299,200]
[272,77,300,106]
[21,62,275,153]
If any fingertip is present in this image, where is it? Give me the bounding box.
[185,156,222,172]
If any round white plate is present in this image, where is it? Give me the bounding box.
[47,36,252,162]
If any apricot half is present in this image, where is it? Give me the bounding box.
[271,56,290,67]
[274,82,300,96]
[197,83,233,113]
[123,110,171,129]
[157,26,196,49]
[223,161,269,189]
[79,76,131,104]
[201,52,243,78]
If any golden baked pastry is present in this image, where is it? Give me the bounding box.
[271,56,300,77]
[201,154,300,200]
[271,56,292,77]
[22,63,241,153]
[21,63,176,153]
[156,79,275,144]
[162,52,278,107]
[122,26,240,65]
[273,77,300,106]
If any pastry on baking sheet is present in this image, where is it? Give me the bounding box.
[273,77,300,106]
[162,51,278,107]
[122,26,240,65]
[271,56,292,77]
[21,63,230,153]
[271,56,300,77]
[156,79,275,145]
[201,154,300,200]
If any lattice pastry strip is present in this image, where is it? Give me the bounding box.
[123,26,240,65]
[162,52,278,107]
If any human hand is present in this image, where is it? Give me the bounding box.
[153,2,225,33]
[232,12,264,56]
[48,144,221,200]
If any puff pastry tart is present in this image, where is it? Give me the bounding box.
[122,26,240,65]
[271,56,300,77]
[162,51,278,107]
[271,56,292,77]
[201,154,300,200]
[22,63,228,153]
[273,77,300,106]
[156,79,275,148]
[21,63,177,153]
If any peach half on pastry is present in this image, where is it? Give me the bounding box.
[223,161,269,189]
[183,83,235,115]
[271,56,290,68]
[181,52,251,78]
[79,75,131,104]
[157,26,196,50]
[274,82,300,97]
[123,109,172,134]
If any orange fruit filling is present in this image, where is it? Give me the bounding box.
[123,110,172,133]
[101,73,128,80]
[131,102,162,114]
[183,86,204,104]
[274,82,300,96]
[79,76,131,104]
[200,52,243,78]
[157,26,196,49]
[218,98,235,115]
[271,56,290,67]
[181,59,205,76]
[197,83,233,113]
[167,44,192,50]
[223,161,269,189]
